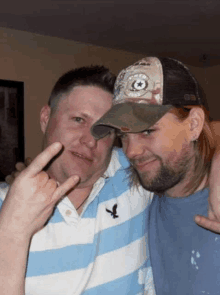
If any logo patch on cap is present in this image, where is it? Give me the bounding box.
[134,79,146,90]
[113,57,164,106]
[125,74,148,98]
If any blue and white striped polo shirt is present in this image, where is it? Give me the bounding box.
[0,148,155,295]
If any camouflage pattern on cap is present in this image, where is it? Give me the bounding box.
[91,56,203,139]
[113,57,164,106]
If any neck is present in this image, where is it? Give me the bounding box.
[165,157,208,198]
[47,169,94,214]
[165,175,208,198]
[67,185,94,214]
[47,167,95,214]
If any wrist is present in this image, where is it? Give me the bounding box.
[0,226,32,247]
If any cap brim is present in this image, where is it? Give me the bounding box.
[91,102,173,139]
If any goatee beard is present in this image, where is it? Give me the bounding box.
[128,151,194,195]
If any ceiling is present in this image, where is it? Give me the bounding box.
[1,0,220,67]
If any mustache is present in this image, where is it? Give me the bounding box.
[129,155,158,166]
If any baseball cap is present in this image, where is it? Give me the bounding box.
[91,56,205,139]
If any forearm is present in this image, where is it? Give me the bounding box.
[0,142,79,294]
[209,147,220,195]
[195,121,220,231]
[0,229,30,295]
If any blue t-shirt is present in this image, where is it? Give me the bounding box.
[149,188,220,295]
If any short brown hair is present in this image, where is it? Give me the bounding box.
[48,65,116,112]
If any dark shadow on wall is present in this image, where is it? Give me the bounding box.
[0,80,24,181]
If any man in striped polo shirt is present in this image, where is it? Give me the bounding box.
[0,66,155,294]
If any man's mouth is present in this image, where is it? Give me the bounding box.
[133,158,157,171]
[71,151,93,163]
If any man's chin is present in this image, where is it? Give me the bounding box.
[132,170,167,194]
[128,165,155,188]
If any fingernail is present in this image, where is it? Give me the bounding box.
[73,176,80,182]
[54,142,62,148]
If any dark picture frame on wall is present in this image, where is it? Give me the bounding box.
[0,79,24,181]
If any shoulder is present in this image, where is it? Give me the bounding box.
[111,148,130,169]
[0,182,9,204]
[104,148,129,179]
[115,148,130,168]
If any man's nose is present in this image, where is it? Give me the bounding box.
[123,134,145,159]
[80,129,97,148]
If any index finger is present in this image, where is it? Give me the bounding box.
[24,142,63,177]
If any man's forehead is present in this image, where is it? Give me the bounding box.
[57,86,113,118]
[156,112,185,129]
[66,86,112,101]
[142,112,180,131]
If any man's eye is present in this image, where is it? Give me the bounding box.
[72,117,84,123]
[142,129,154,136]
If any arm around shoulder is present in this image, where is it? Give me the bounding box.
[195,121,220,232]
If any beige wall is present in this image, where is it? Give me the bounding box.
[203,65,220,121]
[187,65,220,121]
[0,27,145,158]
[0,27,219,159]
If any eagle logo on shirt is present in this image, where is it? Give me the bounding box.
[106,204,119,219]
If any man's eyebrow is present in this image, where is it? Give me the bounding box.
[70,112,91,119]
[80,113,90,118]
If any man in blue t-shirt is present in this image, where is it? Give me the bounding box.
[92,56,220,294]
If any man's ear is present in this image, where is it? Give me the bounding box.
[188,107,205,141]
[40,105,51,134]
